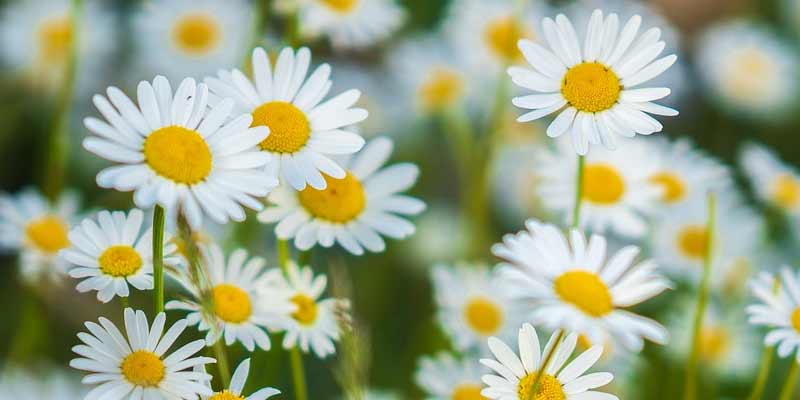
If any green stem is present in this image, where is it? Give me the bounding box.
[684,192,717,400]
[152,206,165,314]
[284,8,301,47]
[289,347,309,400]
[277,239,290,272]
[779,361,799,400]
[526,330,565,400]
[298,249,312,266]
[212,337,232,387]
[571,155,585,229]
[747,345,775,400]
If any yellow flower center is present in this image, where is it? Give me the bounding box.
[484,16,529,63]
[120,350,165,387]
[724,48,776,101]
[172,13,221,55]
[251,101,311,154]
[582,163,625,205]
[771,174,800,209]
[37,15,73,63]
[554,271,613,317]
[297,172,366,223]
[699,325,731,362]
[143,126,212,184]
[791,308,800,333]
[291,294,319,325]
[25,215,69,254]
[650,171,686,204]
[518,373,565,400]
[463,297,504,336]
[209,390,246,400]
[452,383,487,400]
[321,0,359,13]
[676,225,709,261]
[561,62,621,113]
[419,68,465,110]
[213,284,252,324]
[98,245,143,277]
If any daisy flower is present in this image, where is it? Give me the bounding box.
[132,0,252,81]
[431,263,522,352]
[258,137,424,255]
[167,243,295,352]
[415,352,485,400]
[199,358,280,400]
[406,205,467,265]
[206,46,367,190]
[493,219,671,351]
[0,188,79,283]
[746,267,800,362]
[490,133,546,225]
[83,76,276,229]
[70,308,215,399]
[297,0,405,50]
[480,323,617,400]
[509,9,678,154]
[696,20,799,119]
[534,139,660,237]
[740,142,800,216]
[62,209,182,303]
[0,368,85,398]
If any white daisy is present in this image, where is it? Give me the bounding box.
[746,267,800,362]
[493,219,671,351]
[431,263,523,352]
[0,188,79,283]
[70,308,215,399]
[490,131,546,225]
[83,76,276,229]
[132,0,252,81]
[206,46,367,190]
[199,358,280,400]
[0,367,85,398]
[297,0,405,50]
[509,9,678,154]
[740,142,800,216]
[61,209,181,303]
[534,139,660,237]
[480,323,617,400]
[258,136,424,255]
[415,352,485,400]
[166,243,295,352]
[405,205,467,265]
[696,20,799,119]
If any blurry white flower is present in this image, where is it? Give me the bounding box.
[415,352,485,399]
[746,268,800,362]
[298,0,405,50]
[329,62,393,137]
[0,367,85,399]
[490,133,545,225]
[405,205,467,264]
[740,142,800,216]
[199,358,280,400]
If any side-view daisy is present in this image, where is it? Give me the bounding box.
[62,208,182,303]
[297,0,405,50]
[167,243,295,352]
[740,142,800,217]
[70,308,215,399]
[746,268,800,362]
[206,46,367,190]
[199,358,280,400]
[0,368,85,398]
[258,136,425,255]
[493,219,671,351]
[415,352,486,400]
[509,9,678,154]
[480,323,617,400]
[83,76,276,228]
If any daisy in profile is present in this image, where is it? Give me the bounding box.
[509,9,678,154]
[70,308,215,399]
[83,76,276,228]
[740,143,800,216]
[696,20,798,119]
[62,209,182,303]
[493,219,670,351]
[296,0,405,50]
[415,352,485,399]
[0,368,85,398]
[206,46,367,190]
[132,0,252,81]
[480,323,617,399]
[746,267,800,361]
[258,137,424,255]
[199,358,280,400]
[534,139,660,237]
[0,188,79,283]
[167,243,295,352]
[431,263,522,352]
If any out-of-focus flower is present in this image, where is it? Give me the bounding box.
[0,188,79,283]
[493,220,670,351]
[490,129,546,225]
[740,142,800,217]
[0,367,85,398]
[509,9,678,154]
[696,20,799,119]
[132,0,252,81]
[70,308,216,399]
[746,268,800,362]
[199,358,281,400]
[415,352,485,400]
[259,137,424,255]
[83,76,275,228]
[330,62,393,137]
[207,46,367,191]
[297,0,405,50]
[167,243,295,352]
[480,323,617,399]
[405,204,467,265]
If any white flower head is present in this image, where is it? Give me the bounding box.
[746,268,800,362]
[415,352,485,400]
[0,367,86,399]
[297,0,405,50]
[740,142,800,216]
[199,358,280,400]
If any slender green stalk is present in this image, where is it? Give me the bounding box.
[212,337,232,387]
[684,192,717,400]
[748,346,775,400]
[283,8,301,47]
[277,239,290,272]
[526,330,565,400]
[779,361,800,400]
[441,107,474,187]
[571,155,585,229]
[289,347,309,400]
[152,206,166,314]
[298,249,312,266]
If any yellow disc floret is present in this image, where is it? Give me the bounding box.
[518,373,566,400]
[677,225,709,261]
[791,308,800,334]
[484,16,528,63]
[582,163,626,205]
[172,13,220,55]
[144,126,212,184]
[452,383,487,400]
[25,215,69,254]
[251,101,312,153]
[37,16,73,63]
[321,0,359,13]
[99,245,143,277]
[291,294,319,325]
[120,350,165,387]
[699,325,731,362]
[419,68,465,110]
[213,284,252,324]
[554,271,613,317]
[561,62,621,113]
[463,297,504,336]
[650,172,686,203]
[771,174,800,210]
[209,390,246,400]
[297,173,366,223]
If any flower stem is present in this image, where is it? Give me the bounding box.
[212,337,232,387]
[779,361,799,400]
[526,330,565,400]
[152,205,165,314]
[571,155,585,229]
[277,239,290,272]
[684,192,717,400]
[748,345,775,400]
[289,346,309,400]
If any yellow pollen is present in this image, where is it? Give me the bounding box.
[172,13,221,54]
[484,16,529,63]
[699,325,731,362]
[791,308,800,334]
[582,163,625,205]
[725,49,776,101]
[554,271,613,317]
[452,383,487,400]
[144,126,212,184]
[650,172,686,203]
[37,15,73,63]
[98,245,143,277]
[463,297,504,336]
[25,215,69,254]
[321,0,359,13]
[771,174,800,209]
[213,284,252,324]
[517,373,565,400]
[676,225,709,261]
[209,390,246,400]
[419,68,465,110]
[120,351,165,387]
[291,294,319,325]
[297,173,366,223]
[251,101,311,153]
[561,62,621,113]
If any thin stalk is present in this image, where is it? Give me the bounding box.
[283,8,301,47]
[779,361,800,400]
[747,346,775,400]
[289,347,309,400]
[152,205,165,314]
[212,337,232,387]
[298,249,312,267]
[526,330,565,400]
[277,239,290,271]
[571,155,585,229]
